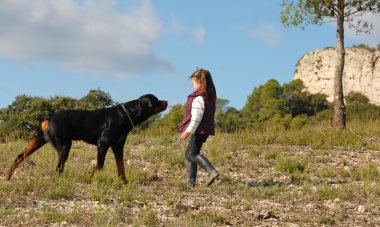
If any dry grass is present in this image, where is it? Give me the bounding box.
[0,123,380,226]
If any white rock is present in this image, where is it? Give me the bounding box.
[358,205,365,213]
[294,48,380,105]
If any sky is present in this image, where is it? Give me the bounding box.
[0,0,379,111]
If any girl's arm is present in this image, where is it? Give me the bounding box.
[185,96,205,134]
[180,96,205,140]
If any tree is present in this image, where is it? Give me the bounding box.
[281,0,380,129]
[216,107,245,132]
[283,79,309,117]
[309,93,330,114]
[215,98,245,132]
[155,104,185,131]
[0,95,52,139]
[345,91,369,106]
[283,79,329,117]
[216,98,230,113]
[77,88,113,110]
[241,79,287,123]
[50,96,77,111]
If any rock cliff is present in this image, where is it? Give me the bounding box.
[294,47,380,105]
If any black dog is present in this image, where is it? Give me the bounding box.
[6,94,167,184]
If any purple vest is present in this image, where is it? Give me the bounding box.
[178,91,215,135]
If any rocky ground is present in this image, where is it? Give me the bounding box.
[0,134,380,226]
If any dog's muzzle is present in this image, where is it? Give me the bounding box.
[161,100,168,111]
[154,100,168,114]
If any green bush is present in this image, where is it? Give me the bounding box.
[290,114,308,129]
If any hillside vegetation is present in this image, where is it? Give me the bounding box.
[4,79,377,140]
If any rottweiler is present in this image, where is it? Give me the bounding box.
[6,94,168,184]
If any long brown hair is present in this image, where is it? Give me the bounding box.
[190,69,217,101]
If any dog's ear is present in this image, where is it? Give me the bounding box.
[139,97,152,108]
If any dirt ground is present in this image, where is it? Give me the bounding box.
[1,137,380,226]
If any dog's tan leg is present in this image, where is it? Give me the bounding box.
[6,131,47,180]
[115,156,128,184]
[112,140,128,184]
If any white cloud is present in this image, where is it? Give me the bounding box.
[169,19,187,34]
[167,21,205,44]
[0,0,175,77]
[248,24,282,45]
[345,13,380,47]
[193,26,206,44]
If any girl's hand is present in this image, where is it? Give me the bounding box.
[180,131,190,140]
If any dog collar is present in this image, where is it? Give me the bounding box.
[120,104,135,128]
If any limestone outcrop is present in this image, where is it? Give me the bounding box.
[294,47,380,105]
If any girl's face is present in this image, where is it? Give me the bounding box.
[191,77,201,91]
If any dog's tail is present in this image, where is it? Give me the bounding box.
[6,120,49,180]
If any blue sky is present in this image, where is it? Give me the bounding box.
[0,0,379,110]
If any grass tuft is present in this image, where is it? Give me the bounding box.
[275,156,306,174]
[351,164,379,182]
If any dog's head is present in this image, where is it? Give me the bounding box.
[126,94,167,125]
[138,94,168,115]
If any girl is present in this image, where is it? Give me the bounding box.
[178,69,219,187]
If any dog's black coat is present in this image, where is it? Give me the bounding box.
[6,94,168,183]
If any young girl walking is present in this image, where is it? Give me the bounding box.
[178,69,219,187]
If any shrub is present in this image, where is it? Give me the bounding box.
[290,114,308,129]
